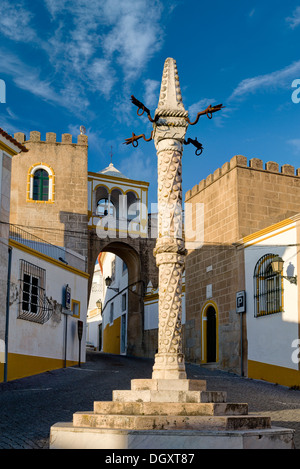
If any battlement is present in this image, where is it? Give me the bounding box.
[185,155,300,201]
[13,131,88,146]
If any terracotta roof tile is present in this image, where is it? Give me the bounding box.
[0,128,28,152]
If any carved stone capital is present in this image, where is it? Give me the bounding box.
[154,238,187,259]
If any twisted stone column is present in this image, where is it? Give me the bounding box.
[152,58,189,380]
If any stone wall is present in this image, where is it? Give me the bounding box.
[10,131,88,260]
[184,155,300,373]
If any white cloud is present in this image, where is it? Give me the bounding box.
[118,148,155,182]
[229,60,300,101]
[286,6,300,29]
[0,50,88,112]
[0,1,38,43]
[143,79,160,110]
[43,0,165,85]
[0,0,168,112]
[188,98,216,120]
[287,139,300,154]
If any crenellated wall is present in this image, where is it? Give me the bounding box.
[186,155,300,202]
[14,131,88,146]
[184,154,300,373]
[185,155,300,243]
[10,131,88,260]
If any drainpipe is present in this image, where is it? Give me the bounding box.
[4,247,12,382]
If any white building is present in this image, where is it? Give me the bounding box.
[87,252,128,354]
[5,227,89,381]
[0,128,28,381]
[242,215,300,387]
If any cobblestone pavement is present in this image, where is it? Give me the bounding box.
[0,352,299,449]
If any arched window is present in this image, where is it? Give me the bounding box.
[97,198,115,217]
[27,163,54,203]
[33,169,49,201]
[253,254,283,317]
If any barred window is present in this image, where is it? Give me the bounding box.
[19,260,52,324]
[253,253,283,318]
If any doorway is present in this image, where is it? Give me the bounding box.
[121,313,127,354]
[206,306,216,362]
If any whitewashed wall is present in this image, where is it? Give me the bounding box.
[244,223,298,370]
[8,246,88,364]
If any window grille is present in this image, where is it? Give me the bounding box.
[253,253,283,318]
[18,260,53,324]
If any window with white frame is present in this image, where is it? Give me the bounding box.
[27,164,54,202]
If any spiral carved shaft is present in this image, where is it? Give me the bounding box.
[157,149,183,238]
[152,147,187,379]
[151,57,188,379]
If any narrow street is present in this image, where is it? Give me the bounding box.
[0,352,299,449]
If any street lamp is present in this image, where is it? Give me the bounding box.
[271,256,297,284]
[96,299,102,311]
[105,276,119,293]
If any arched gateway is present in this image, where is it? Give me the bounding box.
[87,163,157,357]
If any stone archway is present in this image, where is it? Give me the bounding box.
[88,232,157,357]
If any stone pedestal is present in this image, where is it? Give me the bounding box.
[49,377,294,449]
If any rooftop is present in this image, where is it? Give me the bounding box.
[98,162,129,180]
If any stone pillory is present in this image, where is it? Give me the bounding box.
[49,58,295,450]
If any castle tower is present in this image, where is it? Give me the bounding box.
[10,131,88,260]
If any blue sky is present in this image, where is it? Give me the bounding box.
[1,0,300,206]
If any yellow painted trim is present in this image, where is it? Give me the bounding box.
[248,360,300,387]
[0,140,18,156]
[144,293,159,302]
[71,299,81,318]
[244,226,295,248]
[9,238,89,279]
[124,188,140,199]
[243,218,294,245]
[88,171,149,187]
[200,300,219,364]
[26,162,55,203]
[0,353,79,382]
[93,182,111,194]
[103,316,121,354]
[110,186,125,195]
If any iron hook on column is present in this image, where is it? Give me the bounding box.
[123,131,153,147]
[130,95,157,123]
[186,103,225,125]
[184,137,203,156]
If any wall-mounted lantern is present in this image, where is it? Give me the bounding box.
[105,276,119,293]
[271,256,297,284]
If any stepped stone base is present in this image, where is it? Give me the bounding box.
[50,424,294,449]
[49,378,295,449]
